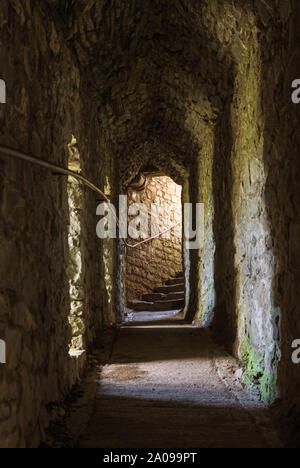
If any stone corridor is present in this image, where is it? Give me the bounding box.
[0,0,300,449]
[45,326,282,448]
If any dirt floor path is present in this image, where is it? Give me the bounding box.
[46,326,282,448]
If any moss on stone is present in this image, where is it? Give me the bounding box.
[241,336,278,404]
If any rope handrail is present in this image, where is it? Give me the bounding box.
[123,220,182,249]
[0,145,182,249]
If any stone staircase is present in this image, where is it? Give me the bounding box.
[128,271,185,312]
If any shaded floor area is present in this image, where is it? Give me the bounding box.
[45,327,282,448]
[123,309,185,326]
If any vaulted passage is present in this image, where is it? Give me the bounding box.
[0,0,299,448]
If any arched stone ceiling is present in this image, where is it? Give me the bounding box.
[47,0,259,168]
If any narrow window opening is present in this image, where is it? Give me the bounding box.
[67,136,85,351]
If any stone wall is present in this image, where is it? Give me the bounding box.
[125,175,183,302]
[177,1,282,406]
[0,1,109,448]
[230,38,280,404]
[205,0,300,413]
[256,0,300,441]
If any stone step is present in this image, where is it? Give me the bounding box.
[153,299,185,311]
[142,292,185,302]
[165,278,185,286]
[128,297,185,312]
[127,300,154,312]
[154,284,185,294]
[161,292,185,301]
[128,273,186,312]
[142,293,165,302]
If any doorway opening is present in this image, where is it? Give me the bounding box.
[123,174,186,324]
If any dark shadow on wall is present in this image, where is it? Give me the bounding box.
[185,160,202,323]
[211,98,237,352]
